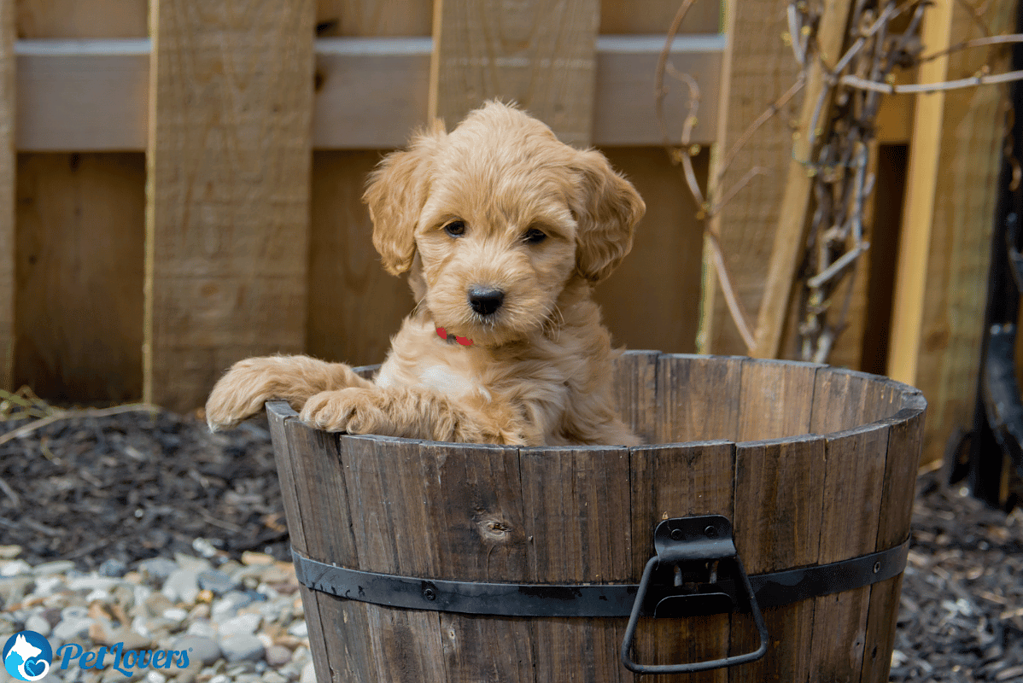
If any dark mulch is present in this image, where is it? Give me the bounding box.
[0,408,290,568]
[0,408,1021,680]
[892,472,1023,682]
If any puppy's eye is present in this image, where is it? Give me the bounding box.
[523,228,548,244]
[443,220,466,237]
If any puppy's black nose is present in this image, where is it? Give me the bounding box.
[468,287,505,316]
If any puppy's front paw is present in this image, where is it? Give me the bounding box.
[205,356,308,432]
[300,388,387,434]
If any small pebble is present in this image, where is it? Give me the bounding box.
[138,557,178,581]
[98,558,128,577]
[265,645,292,668]
[219,613,261,638]
[198,569,237,595]
[0,545,22,559]
[1,559,32,577]
[174,634,222,666]
[162,568,200,604]
[220,634,266,663]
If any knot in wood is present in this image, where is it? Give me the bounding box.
[477,517,512,540]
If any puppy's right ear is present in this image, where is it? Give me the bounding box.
[364,120,445,275]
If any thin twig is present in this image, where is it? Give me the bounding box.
[0,404,160,449]
[919,33,1023,62]
[706,230,757,349]
[717,75,807,184]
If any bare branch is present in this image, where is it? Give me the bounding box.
[841,68,1023,93]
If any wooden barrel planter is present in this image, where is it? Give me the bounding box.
[265,352,925,682]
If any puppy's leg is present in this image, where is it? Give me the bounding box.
[205,355,373,432]
[300,386,537,445]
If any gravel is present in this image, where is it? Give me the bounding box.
[0,549,311,682]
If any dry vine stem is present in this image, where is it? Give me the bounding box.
[658,0,1023,361]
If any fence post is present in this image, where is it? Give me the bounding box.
[144,0,316,411]
[429,0,601,146]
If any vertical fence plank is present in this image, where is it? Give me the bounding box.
[15,154,145,401]
[145,0,315,411]
[0,0,12,390]
[429,0,600,146]
[889,0,1015,466]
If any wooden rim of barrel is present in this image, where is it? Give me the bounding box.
[266,353,926,682]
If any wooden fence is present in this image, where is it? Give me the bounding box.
[0,0,1013,466]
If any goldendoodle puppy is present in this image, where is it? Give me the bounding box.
[205,101,645,446]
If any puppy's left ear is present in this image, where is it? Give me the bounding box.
[570,149,646,283]
[364,120,446,276]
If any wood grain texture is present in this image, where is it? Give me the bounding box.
[729,435,825,683]
[702,0,802,356]
[0,0,12,390]
[145,0,315,411]
[520,446,631,682]
[316,0,432,36]
[629,441,735,681]
[16,0,148,38]
[613,349,660,444]
[430,0,600,146]
[420,440,534,681]
[341,435,448,682]
[600,0,719,34]
[14,153,145,401]
[657,353,743,443]
[307,151,415,367]
[737,359,820,442]
[596,148,706,357]
[752,0,854,359]
[807,424,889,681]
[265,405,338,683]
[861,396,925,683]
[890,0,1015,465]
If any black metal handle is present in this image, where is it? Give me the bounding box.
[620,516,769,675]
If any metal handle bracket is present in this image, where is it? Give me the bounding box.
[620,515,769,675]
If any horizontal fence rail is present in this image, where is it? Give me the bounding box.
[14,34,725,151]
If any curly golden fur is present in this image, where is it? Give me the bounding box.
[205,101,645,446]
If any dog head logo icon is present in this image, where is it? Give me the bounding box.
[3,631,52,681]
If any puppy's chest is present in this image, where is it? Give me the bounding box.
[376,357,494,402]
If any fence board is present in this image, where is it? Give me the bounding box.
[0,0,12,390]
[15,154,145,401]
[307,151,415,366]
[315,0,433,36]
[701,0,800,357]
[889,0,1015,465]
[430,0,601,146]
[145,0,316,411]
[17,0,147,38]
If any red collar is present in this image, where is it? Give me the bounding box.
[436,327,473,347]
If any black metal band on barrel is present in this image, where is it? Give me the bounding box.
[291,538,909,618]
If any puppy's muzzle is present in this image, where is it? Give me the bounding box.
[468,286,505,317]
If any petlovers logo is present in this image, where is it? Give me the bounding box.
[3,630,52,682]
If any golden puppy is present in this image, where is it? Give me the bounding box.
[205,101,645,446]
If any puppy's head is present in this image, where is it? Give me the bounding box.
[364,101,645,346]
